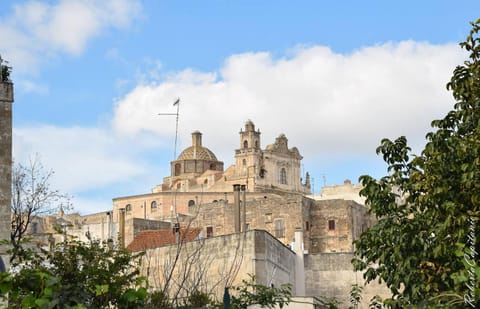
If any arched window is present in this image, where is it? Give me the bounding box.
[151,201,157,210]
[188,200,195,207]
[242,159,246,166]
[125,204,132,212]
[174,163,181,176]
[280,168,287,184]
[243,140,248,149]
[204,179,208,184]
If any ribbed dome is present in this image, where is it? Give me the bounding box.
[177,146,218,161]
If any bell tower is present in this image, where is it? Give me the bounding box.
[234,120,262,189]
[0,57,13,270]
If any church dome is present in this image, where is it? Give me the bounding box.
[177,146,218,161]
[177,130,218,161]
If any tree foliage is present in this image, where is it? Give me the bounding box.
[352,19,480,308]
[230,274,291,309]
[0,237,147,308]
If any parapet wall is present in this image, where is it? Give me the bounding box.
[305,253,390,309]
[141,230,296,302]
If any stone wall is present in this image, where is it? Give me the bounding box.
[187,193,309,248]
[316,180,365,205]
[305,253,390,309]
[308,199,369,254]
[112,191,312,246]
[126,218,171,246]
[140,230,296,302]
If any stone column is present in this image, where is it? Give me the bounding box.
[0,80,13,270]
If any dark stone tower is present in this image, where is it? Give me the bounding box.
[0,59,13,269]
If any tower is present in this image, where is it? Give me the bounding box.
[0,59,13,269]
[234,120,262,189]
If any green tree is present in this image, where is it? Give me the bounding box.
[230,274,291,309]
[1,237,147,308]
[352,19,480,308]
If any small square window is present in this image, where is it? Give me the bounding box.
[206,226,213,238]
[328,220,335,231]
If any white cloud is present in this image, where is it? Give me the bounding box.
[0,0,142,73]
[13,125,154,194]
[113,42,466,166]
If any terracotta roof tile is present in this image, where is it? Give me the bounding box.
[127,228,202,252]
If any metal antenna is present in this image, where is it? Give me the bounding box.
[159,98,180,160]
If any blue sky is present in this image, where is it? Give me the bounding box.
[1,0,479,214]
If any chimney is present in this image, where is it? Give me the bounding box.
[119,208,126,248]
[293,228,306,296]
[233,184,241,233]
[241,185,247,232]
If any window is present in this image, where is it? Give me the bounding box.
[280,168,287,184]
[328,220,335,231]
[125,204,132,212]
[32,222,38,234]
[265,213,272,223]
[274,219,285,238]
[305,221,310,231]
[242,159,246,166]
[188,200,195,207]
[243,140,248,148]
[174,163,181,176]
[255,140,258,148]
[151,201,157,211]
[206,226,214,238]
[210,163,216,170]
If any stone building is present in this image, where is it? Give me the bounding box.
[112,120,313,246]
[35,119,388,308]
[0,59,13,270]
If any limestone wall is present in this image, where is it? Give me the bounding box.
[308,200,369,254]
[140,230,296,302]
[187,194,309,248]
[316,180,365,205]
[305,253,390,309]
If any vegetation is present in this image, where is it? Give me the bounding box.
[352,19,480,308]
[230,274,291,309]
[0,237,147,308]
[10,156,70,264]
[0,54,11,82]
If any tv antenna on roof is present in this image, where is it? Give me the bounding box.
[159,97,180,160]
